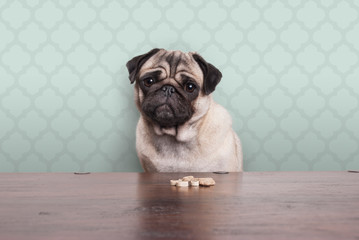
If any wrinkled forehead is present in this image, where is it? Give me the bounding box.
[139,50,203,81]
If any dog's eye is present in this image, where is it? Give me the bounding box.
[185,82,196,93]
[143,78,155,87]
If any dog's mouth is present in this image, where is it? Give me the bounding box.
[141,89,193,128]
[143,102,191,128]
[152,104,176,128]
[155,104,174,117]
[154,104,175,125]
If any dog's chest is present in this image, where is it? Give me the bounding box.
[151,136,199,171]
[153,135,195,157]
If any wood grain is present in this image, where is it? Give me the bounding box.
[0,172,358,240]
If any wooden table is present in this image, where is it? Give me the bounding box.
[0,172,358,240]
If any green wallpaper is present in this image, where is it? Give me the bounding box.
[1,0,359,172]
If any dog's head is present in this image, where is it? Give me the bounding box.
[126,48,222,128]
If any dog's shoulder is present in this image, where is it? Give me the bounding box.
[203,100,233,130]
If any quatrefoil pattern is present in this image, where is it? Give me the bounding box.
[1,0,358,172]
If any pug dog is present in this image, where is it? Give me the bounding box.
[126,48,243,172]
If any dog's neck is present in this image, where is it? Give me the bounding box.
[151,97,212,142]
[152,122,197,142]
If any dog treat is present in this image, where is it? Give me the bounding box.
[199,177,216,186]
[170,179,179,186]
[170,176,215,187]
[176,180,189,187]
[182,176,194,181]
[190,180,199,187]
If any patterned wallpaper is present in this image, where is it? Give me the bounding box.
[0,0,358,172]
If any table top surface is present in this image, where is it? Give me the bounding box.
[0,171,358,240]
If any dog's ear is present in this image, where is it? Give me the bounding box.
[192,54,222,95]
[126,48,161,84]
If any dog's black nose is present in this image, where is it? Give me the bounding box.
[161,85,175,97]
